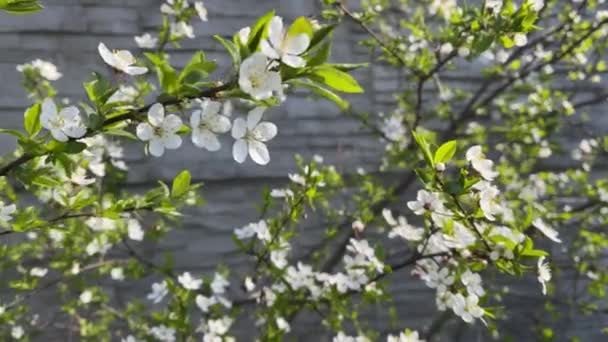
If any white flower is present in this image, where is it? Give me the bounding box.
[85,217,116,231]
[196,294,217,312]
[429,0,457,20]
[528,0,544,11]
[485,0,503,12]
[127,219,144,241]
[450,293,484,323]
[232,107,278,165]
[211,273,229,294]
[194,1,208,21]
[85,236,112,256]
[190,100,231,151]
[461,270,485,297]
[136,103,183,157]
[111,267,125,281]
[473,181,503,221]
[122,336,141,342]
[11,326,24,339]
[238,52,283,100]
[0,201,16,223]
[108,85,139,105]
[177,272,202,290]
[150,325,176,342]
[407,190,443,215]
[244,277,256,292]
[30,267,48,278]
[40,98,87,142]
[171,21,195,39]
[17,59,62,80]
[537,256,551,295]
[333,332,370,342]
[276,317,290,332]
[234,220,270,241]
[70,167,95,186]
[383,209,424,241]
[466,145,498,181]
[532,218,562,243]
[98,42,147,75]
[79,290,93,304]
[261,16,310,68]
[514,33,528,47]
[147,281,168,303]
[134,33,158,49]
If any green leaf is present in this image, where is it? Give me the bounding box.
[307,41,332,67]
[179,51,217,85]
[23,103,41,137]
[171,170,191,198]
[289,79,350,110]
[145,53,179,95]
[0,0,42,14]
[247,10,275,51]
[412,130,434,167]
[83,72,117,108]
[287,16,314,39]
[434,140,457,164]
[0,128,26,139]
[309,66,364,93]
[309,24,337,49]
[214,35,240,69]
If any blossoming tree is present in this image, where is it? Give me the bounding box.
[0,0,607,341]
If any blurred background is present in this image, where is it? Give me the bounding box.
[0,0,606,340]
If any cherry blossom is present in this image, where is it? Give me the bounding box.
[190,99,231,151]
[407,190,444,215]
[17,59,62,80]
[0,201,16,223]
[98,42,148,75]
[537,256,551,295]
[466,145,498,181]
[40,98,87,142]
[178,271,203,290]
[261,16,310,68]
[147,280,168,303]
[532,218,562,243]
[238,52,283,100]
[134,33,158,49]
[449,293,484,323]
[232,107,278,165]
[194,1,208,21]
[136,103,183,157]
[383,209,424,241]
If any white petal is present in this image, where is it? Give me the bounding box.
[202,100,221,118]
[125,66,148,75]
[247,107,265,130]
[190,110,201,128]
[208,115,231,134]
[192,129,221,151]
[51,129,68,142]
[233,139,248,163]
[98,42,116,67]
[41,98,57,117]
[261,39,280,60]
[115,50,136,65]
[59,106,81,122]
[284,34,310,56]
[249,140,270,165]
[148,103,165,126]
[268,16,285,49]
[252,122,277,142]
[163,114,183,133]
[282,54,306,68]
[64,124,87,139]
[162,134,182,149]
[231,118,247,139]
[136,123,154,141]
[148,139,165,157]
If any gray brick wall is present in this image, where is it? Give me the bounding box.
[0,1,605,341]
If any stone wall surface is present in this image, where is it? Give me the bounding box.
[0,1,606,341]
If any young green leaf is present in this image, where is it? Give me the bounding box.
[434,140,457,164]
[309,66,364,93]
[171,170,192,198]
[247,10,275,51]
[23,103,41,137]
